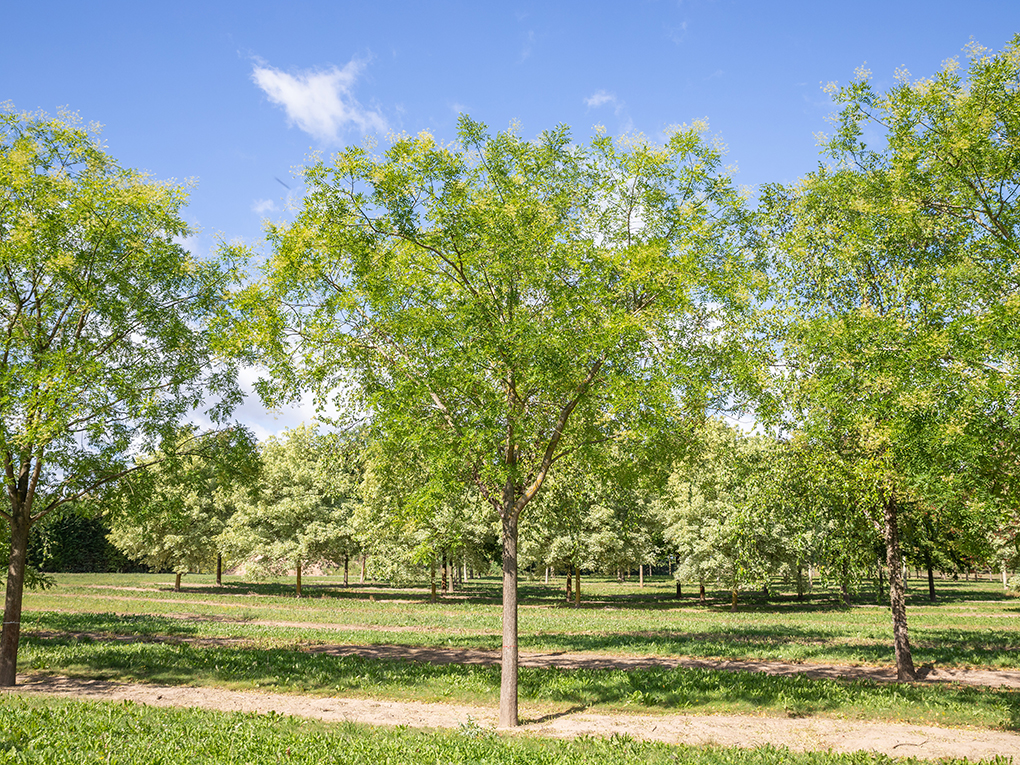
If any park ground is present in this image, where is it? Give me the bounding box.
[2,572,1019,763]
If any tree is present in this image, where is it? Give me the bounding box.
[0,106,243,685]
[235,117,752,725]
[219,424,360,596]
[107,429,256,591]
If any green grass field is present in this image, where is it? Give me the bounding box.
[11,572,1020,734]
[2,693,994,765]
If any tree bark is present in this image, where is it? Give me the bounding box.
[0,507,30,687]
[676,581,682,599]
[565,566,572,602]
[360,554,366,584]
[699,579,706,605]
[344,555,349,587]
[928,565,936,601]
[216,554,222,586]
[796,565,805,601]
[174,572,182,592]
[574,565,580,607]
[883,494,917,681]
[499,510,519,728]
[730,582,738,612]
[639,564,644,587]
[295,560,302,598]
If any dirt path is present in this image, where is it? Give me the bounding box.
[5,674,1018,761]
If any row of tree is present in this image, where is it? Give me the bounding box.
[3,40,1019,726]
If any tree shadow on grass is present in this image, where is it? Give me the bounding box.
[20,636,1019,730]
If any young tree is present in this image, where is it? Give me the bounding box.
[219,424,360,596]
[0,107,242,686]
[107,429,256,591]
[234,117,753,725]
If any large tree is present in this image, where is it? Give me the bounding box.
[235,117,752,725]
[762,38,1020,677]
[0,107,242,685]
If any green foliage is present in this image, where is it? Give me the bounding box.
[106,428,258,579]
[28,510,146,574]
[0,105,244,522]
[219,424,360,582]
[233,116,755,520]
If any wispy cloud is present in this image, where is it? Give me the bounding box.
[252,199,277,215]
[666,21,688,45]
[584,90,617,109]
[252,58,387,142]
[520,30,536,62]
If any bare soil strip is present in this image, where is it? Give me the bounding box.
[4,674,1018,761]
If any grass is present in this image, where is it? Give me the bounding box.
[13,572,1020,735]
[0,694,1003,765]
[22,573,1020,668]
[17,621,1020,730]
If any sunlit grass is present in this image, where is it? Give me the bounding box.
[2,694,997,765]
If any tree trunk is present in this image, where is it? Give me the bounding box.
[565,566,572,602]
[877,564,885,605]
[441,552,448,594]
[639,564,644,587]
[344,555,349,587]
[574,565,580,607]
[796,565,805,601]
[499,510,519,728]
[928,565,936,601]
[883,495,916,681]
[730,582,738,612]
[174,572,182,592]
[0,507,31,687]
[430,558,437,603]
[699,579,706,605]
[840,560,851,606]
[295,560,302,598]
[216,554,222,586]
[545,567,549,585]
[360,554,366,584]
[676,581,682,599]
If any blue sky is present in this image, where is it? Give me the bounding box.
[4,1,1019,438]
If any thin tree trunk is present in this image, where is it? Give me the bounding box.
[699,579,706,605]
[840,560,851,606]
[295,560,302,598]
[1003,565,1008,592]
[877,565,885,605]
[499,509,519,728]
[796,565,805,601]
[565,566,572,603]
[174,572,182,592]
[344,555,349,587]
[676,581,682,599]
[0,508,31,687]
[430,558,437,603]
[730,582,738,612]
[545,567,549,585]
[441,552,448,594]
[639,564,644,587]
[574,565,580,607]
[360,554,366,584]
[883,494,916,681]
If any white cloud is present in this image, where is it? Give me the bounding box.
[585,90,617,108]
[252,59,387,142]
[251,198,277,215]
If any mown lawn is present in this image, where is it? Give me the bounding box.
[0,694,995,765]
[13,573,1020,732]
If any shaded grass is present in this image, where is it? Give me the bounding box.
[20,607,1020,670]
[18,634,1020,730]
[4,694,1004,765]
